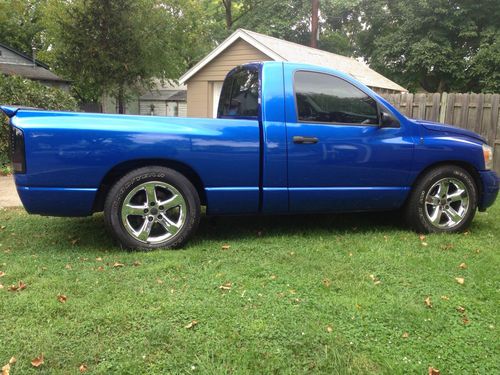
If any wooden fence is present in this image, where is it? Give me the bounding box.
[381,92,500,174]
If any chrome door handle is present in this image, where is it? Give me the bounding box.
[293,136,319,144]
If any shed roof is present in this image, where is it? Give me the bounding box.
[180,29,406,92]
[0,42,69,83]
[0,63,69,83]
[139,89,186,101]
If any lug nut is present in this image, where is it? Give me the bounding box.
[150,202,156,206]
[144,209,149,213]
[159,206,164,210]
[148,216,154,222]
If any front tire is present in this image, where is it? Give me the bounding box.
[405,165,478,233]
[104,166,200,250]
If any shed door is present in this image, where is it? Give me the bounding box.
[212,81,224,118]
[166,101,178,117]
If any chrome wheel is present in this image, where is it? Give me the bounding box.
[121,181,186,244]
[424,178,470,229]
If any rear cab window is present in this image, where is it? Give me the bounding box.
[218,66,260,119]
[294,71,379,125]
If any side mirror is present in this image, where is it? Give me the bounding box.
[380,111,400,128]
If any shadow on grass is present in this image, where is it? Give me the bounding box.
[53,210,406,251]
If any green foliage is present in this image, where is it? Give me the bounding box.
[0,74,77,172]
[0,0,47,55]
[205,0,356,56]
[54,0,195,107]
[351,0,500,92]
[1,0,498,102]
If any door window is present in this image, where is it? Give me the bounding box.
[295,71,378,125]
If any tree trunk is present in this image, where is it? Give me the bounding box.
[437,79,447,94]
[311,0,319,48]
[222,0,232,29]
[117,86,125,114]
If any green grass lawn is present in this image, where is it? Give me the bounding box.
[0,204,499,374]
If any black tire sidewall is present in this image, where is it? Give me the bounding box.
[104,167,200,250]
[408,166,478,233]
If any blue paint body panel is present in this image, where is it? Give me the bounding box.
[1,61,498,218]
[16,186,97,216]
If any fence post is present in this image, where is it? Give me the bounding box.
[439,92,448,123]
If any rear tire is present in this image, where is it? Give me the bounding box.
[104,166,200,250]
[405,165,477,233]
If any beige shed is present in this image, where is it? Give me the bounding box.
[179,29,407,118]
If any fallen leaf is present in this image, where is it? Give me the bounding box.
[369,274,381,285]
[440,295,449,301]
[428,367,440,375]
[65,264,72,270]
[0,271,5,277]
[441,243,454,250]
[270,275,277,280]
[402,332,409,338]
[97,266,104,271]
[462,315,470,325]
[455,277,465,285]
[8,358,15,365]
[79,364,88,373]
[70,238,79,245]
[113,262,125,268]
[221,244,230,250]
[133,261,141,266]
[0,284,3,289]
[326,325,333,333]
[424,296,432,308]
[57,294,68,303]
[463,230,470,236]
[219,282,232,290]
[185,320,198,329]
[459,263,467,269]
[419,234,426,241]
[95,257,103,262]
[31,354,44,368]
[421,242,428,247]
[0,225,5,230]
[2,364,10,375]
[322,278,332,288]
[8,281,26,292]
[156,278,163,284]
[349,252,353,256]
[456,306,465,313]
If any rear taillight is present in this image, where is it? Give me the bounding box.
[10,126,26,173]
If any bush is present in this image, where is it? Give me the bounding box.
[0,75,78,174]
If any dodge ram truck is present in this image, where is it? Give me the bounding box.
[2,62,498,250]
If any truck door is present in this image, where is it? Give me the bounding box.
[284,66,415,213]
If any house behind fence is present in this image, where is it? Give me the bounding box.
[381,92,500,174]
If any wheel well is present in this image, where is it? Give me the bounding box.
[92,159,206,212]
[410,161,483,194]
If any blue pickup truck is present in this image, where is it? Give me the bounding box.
[2,62,498,249]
